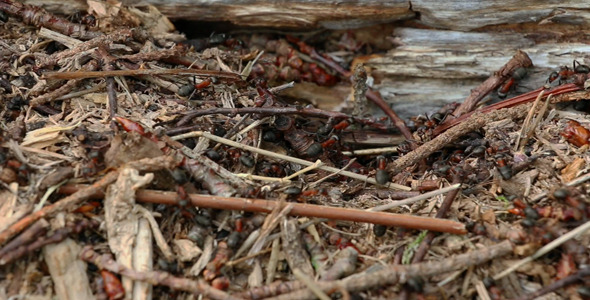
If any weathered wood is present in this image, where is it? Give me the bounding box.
[364,28,590,119]
[24,0,413,29]
[23,0,590,31]
[411,0,590,31]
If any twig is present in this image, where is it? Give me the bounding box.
[118,45,185,63]
[256,240,513,300]
[30,60,100,107]
[389,103,533,175]
[341,146,398,156]
[98,46,118,123]
[493,219,590,280]
[0,219,97,265]
[369,183,461,212]
[0,171,118,247]
[365,89,414,143]
[42,68,242,81]
[175,106,386,129]
[37,29,136,68]
[452,50,533,117]
[283,159,323,181]
[56,82,107,100]
[292,268,331,300]
[0,0,101,40]
[57,185,467,234]
[514,91,544,151]
[412,178,462,263]
[79,247,239,300]
[434,84,581,135]
[175,131,411,191]
[0,156,176,247]
[308,158,355,188]
[0,220,48,258]
[512,268,590,300]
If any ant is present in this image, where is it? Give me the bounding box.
[497,67,528,98]
[547,60,590,84]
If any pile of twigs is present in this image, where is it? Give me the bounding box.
[1,0,590,299]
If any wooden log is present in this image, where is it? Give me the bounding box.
[411,0,590,31]
[23,0,414,30]
[22,0,590,31]
[363,28,590,119]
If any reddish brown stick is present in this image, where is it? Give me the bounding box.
[293,37,414,142]
[0,171,119,247]
[57,185,467,234]
[452,50,533,118]
[0,156,177,247]
[366,89,414,142]
[434,83,581,135]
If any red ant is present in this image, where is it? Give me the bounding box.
[547,60,590,84]
[497,67,528,98]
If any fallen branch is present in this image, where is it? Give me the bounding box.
[452,50,533,118]
[42,68,242,81]
[434,83,581,135]
[30,60,100,107]
[36,29,136,68]
[175,106,386,130]
[390,88,590,175]
[0,156,176,247]
[57,185,467,234]
[513,267,590,300]
[0,0,101,40]
[79,247,239,300]
[241,240,513,300]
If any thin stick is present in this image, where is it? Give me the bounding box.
[493,219,590,280]
[57,185,467,234]
[452,50,533,118]
[292,269,331,300]
[235,174,290,183]
[514,268,590,300]
[175,106,385,129]
[30,60,100,106]
[342,146,398,156]
[0,156,176,247]
[389,104,532,175]
[434,84,581,135]
[283,159,323,181]
[79,247,239,300]
[412,179,462,263]
[265,240,513,300]
[0,171,118,247]
[42,68,242,81]
[369,184,461,212]
[175,131,411,191]
[516,91,550,152]
[308,158,356,188]
[365,89,414,143]
[56,82,106,100]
